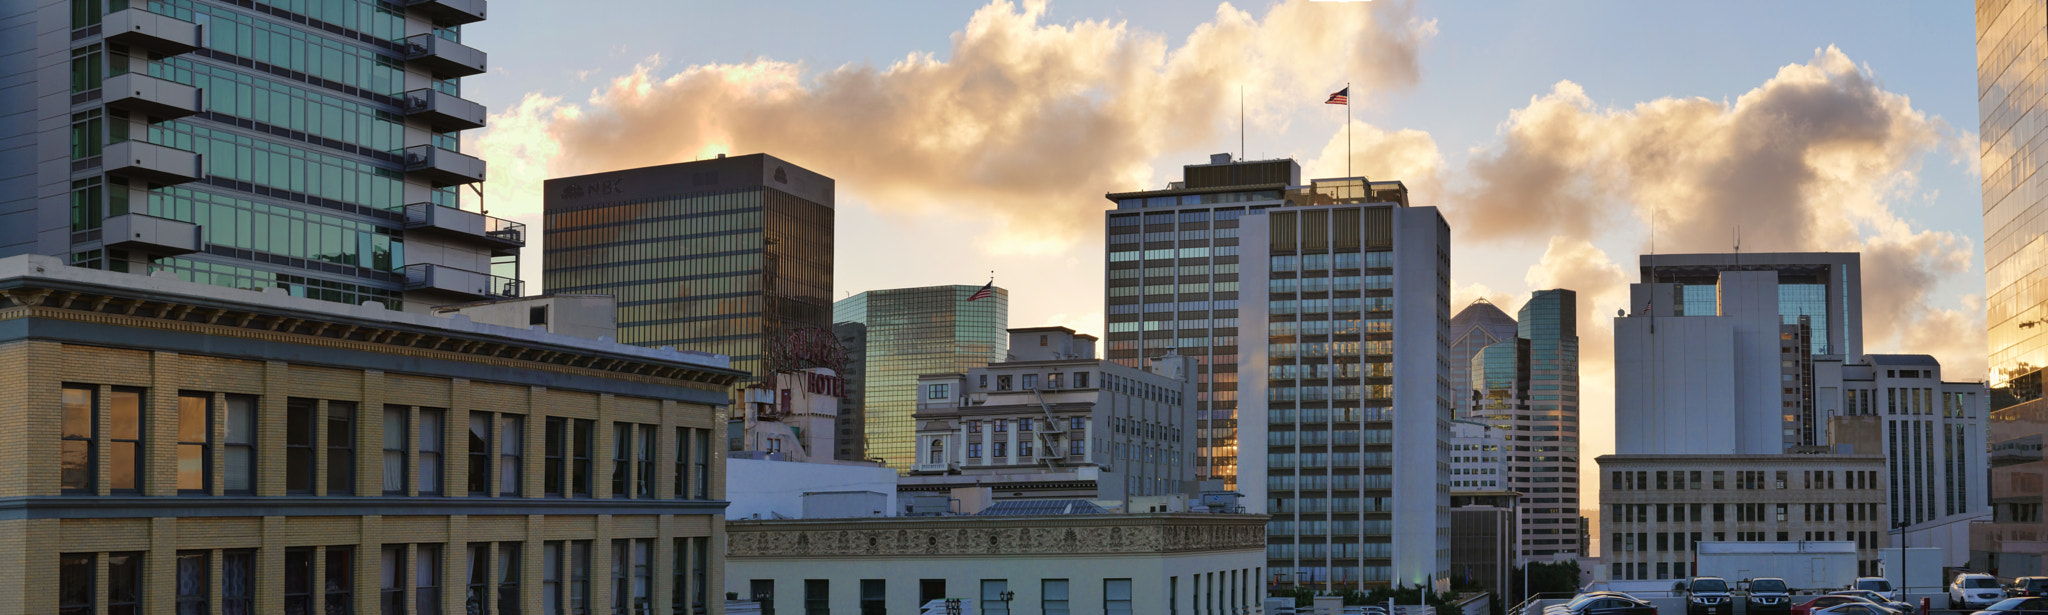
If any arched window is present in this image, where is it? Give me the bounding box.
[928,439,945,465]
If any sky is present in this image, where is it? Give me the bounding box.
[464,0,1988,513]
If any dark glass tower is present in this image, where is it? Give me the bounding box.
[834,285,1008,472]
[541,154,835,384]
[2,0,518,311]
[1514,289,1579,560]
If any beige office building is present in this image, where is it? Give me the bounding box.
[0,254,737,615]
[1598,454,1889,583]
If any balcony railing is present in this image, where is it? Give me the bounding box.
[103,140,204,185]
[400,0,486,26]
[401,202,524,253]
[102,9,201,55]
[102,72,201,120]
[402,88,486,132]
[401,145,485,186]
[102,213,201,255]
[400,263,521,299]
[401,33,486,78]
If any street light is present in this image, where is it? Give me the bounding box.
[1893,521,1910,597]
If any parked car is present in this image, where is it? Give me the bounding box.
[1957,574,2008,609]
[1855,578,1901,603]
[2011,577,2048,598]
[1827,589,1914,613]
[1685,577,1734,615]
[1794,594,1882,615]
[1811,603,1903,615]
[1974,596,2048,615]
[1544,593,1658,615]
[1746,578,1793,615]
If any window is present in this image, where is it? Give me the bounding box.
[612,423,631,498]
[674,427,690,499]
[111,388,143,492]
[179,551,210,614]
[469,413,493,496]
[420,409,445,495]
[1022,374,1038,389]
[806,580,830,615]
[691,537,708,614]
[1071,439,1086,456]
[102,552,140,614]
[571,541,593,615]
[224,395,257,494]
[574,419,595,497]
[547,418,567,497]
[1070,417,1086,430]
[287,399,318,493]
[380,546,405,615]
[1048,373,1063,389]
[1020,440,1033,457]
[993,441,1007,458]
[61,386,95,493]
[544,542,565,615]
[997,375,1012,390]
[927,383,950,400]
[861,579,886,615]
[60,553,94,615]
[1075,372,1090,388]
[501,416,524,496]
[631,540,652,614]
[178,393,212,493]
[329,401,357,495]
[285,548,315,614]
[929,439,946,465]
[384,406,409,494]
[328,548,355,615]
[983,580,1011,615]
[968,443,982,459]
[468,544,491,615]
[224,550,255,615]
[1043,579,1070,615]
[636,425,655,498]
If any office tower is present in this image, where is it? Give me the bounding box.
[833,321,868,461]
[542,154,835,384]
[905,327,1195,502]
[1451,299,1520,420]
[1605,251,1987,577]
[1103,154,1300,490]
[0,253,735,613]
[1515,289,1580,560]
[2,0,522,312]
[835,285,1008,471]
[1979,0,2048,415]
[1450,419,1507,491]
[1239,178,1451,590]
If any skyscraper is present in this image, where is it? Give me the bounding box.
[835,285,1008,471]
[1238,177,1451,590]
[541,154,835,384]
[1979,0,2048,416]
[1450,299,1520,420]
[1103,153,1299,490]
[3,0,520,311]
[1514,289,1580,560]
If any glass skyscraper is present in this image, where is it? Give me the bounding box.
[834,285,1008,471]
[1103,154,1299,490]
[541,155,835,384]
[1514,289,1579,560]
[3,0,520,311]
[1980,0,2048,414]
[1450,299,1520,420]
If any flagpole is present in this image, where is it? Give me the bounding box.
[1346,81,1353,178]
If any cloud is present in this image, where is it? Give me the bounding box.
[1308,119,1445,203]
[1451,281,1515,314]
[476,0,1436,255]
[1454,46,1982,378]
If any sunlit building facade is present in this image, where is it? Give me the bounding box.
[1238,179,1452,590]
[541,154,835,385]
[1980,0,2048,415]
[834,285,1008,471]
[1103,154,1299,490]
[1,0,522,312]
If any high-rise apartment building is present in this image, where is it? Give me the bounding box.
[834,285,1008,471]
[1979,0,2048,416]
[1239,179,1451,590]
[1450,300,1519,420]
[1103,154,1299,490]
[3,0,522,311]
[542,155,835,384]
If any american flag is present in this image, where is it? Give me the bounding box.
[968,281,994,301]
[1325,87,1349,105]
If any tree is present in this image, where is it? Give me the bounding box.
[1510,560,1584,603]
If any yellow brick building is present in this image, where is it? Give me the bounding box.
[0,255,741,615]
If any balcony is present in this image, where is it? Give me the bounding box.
[400,0,486,26]
[402,202,525,254]
[102,73,201,120]
[103,141,204,185]
[402,89,486,132]
[102,213,201,255]
[401,264,521,299]
[401,34,487,78]
[102,9,201,55]
[402,145,485,186]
